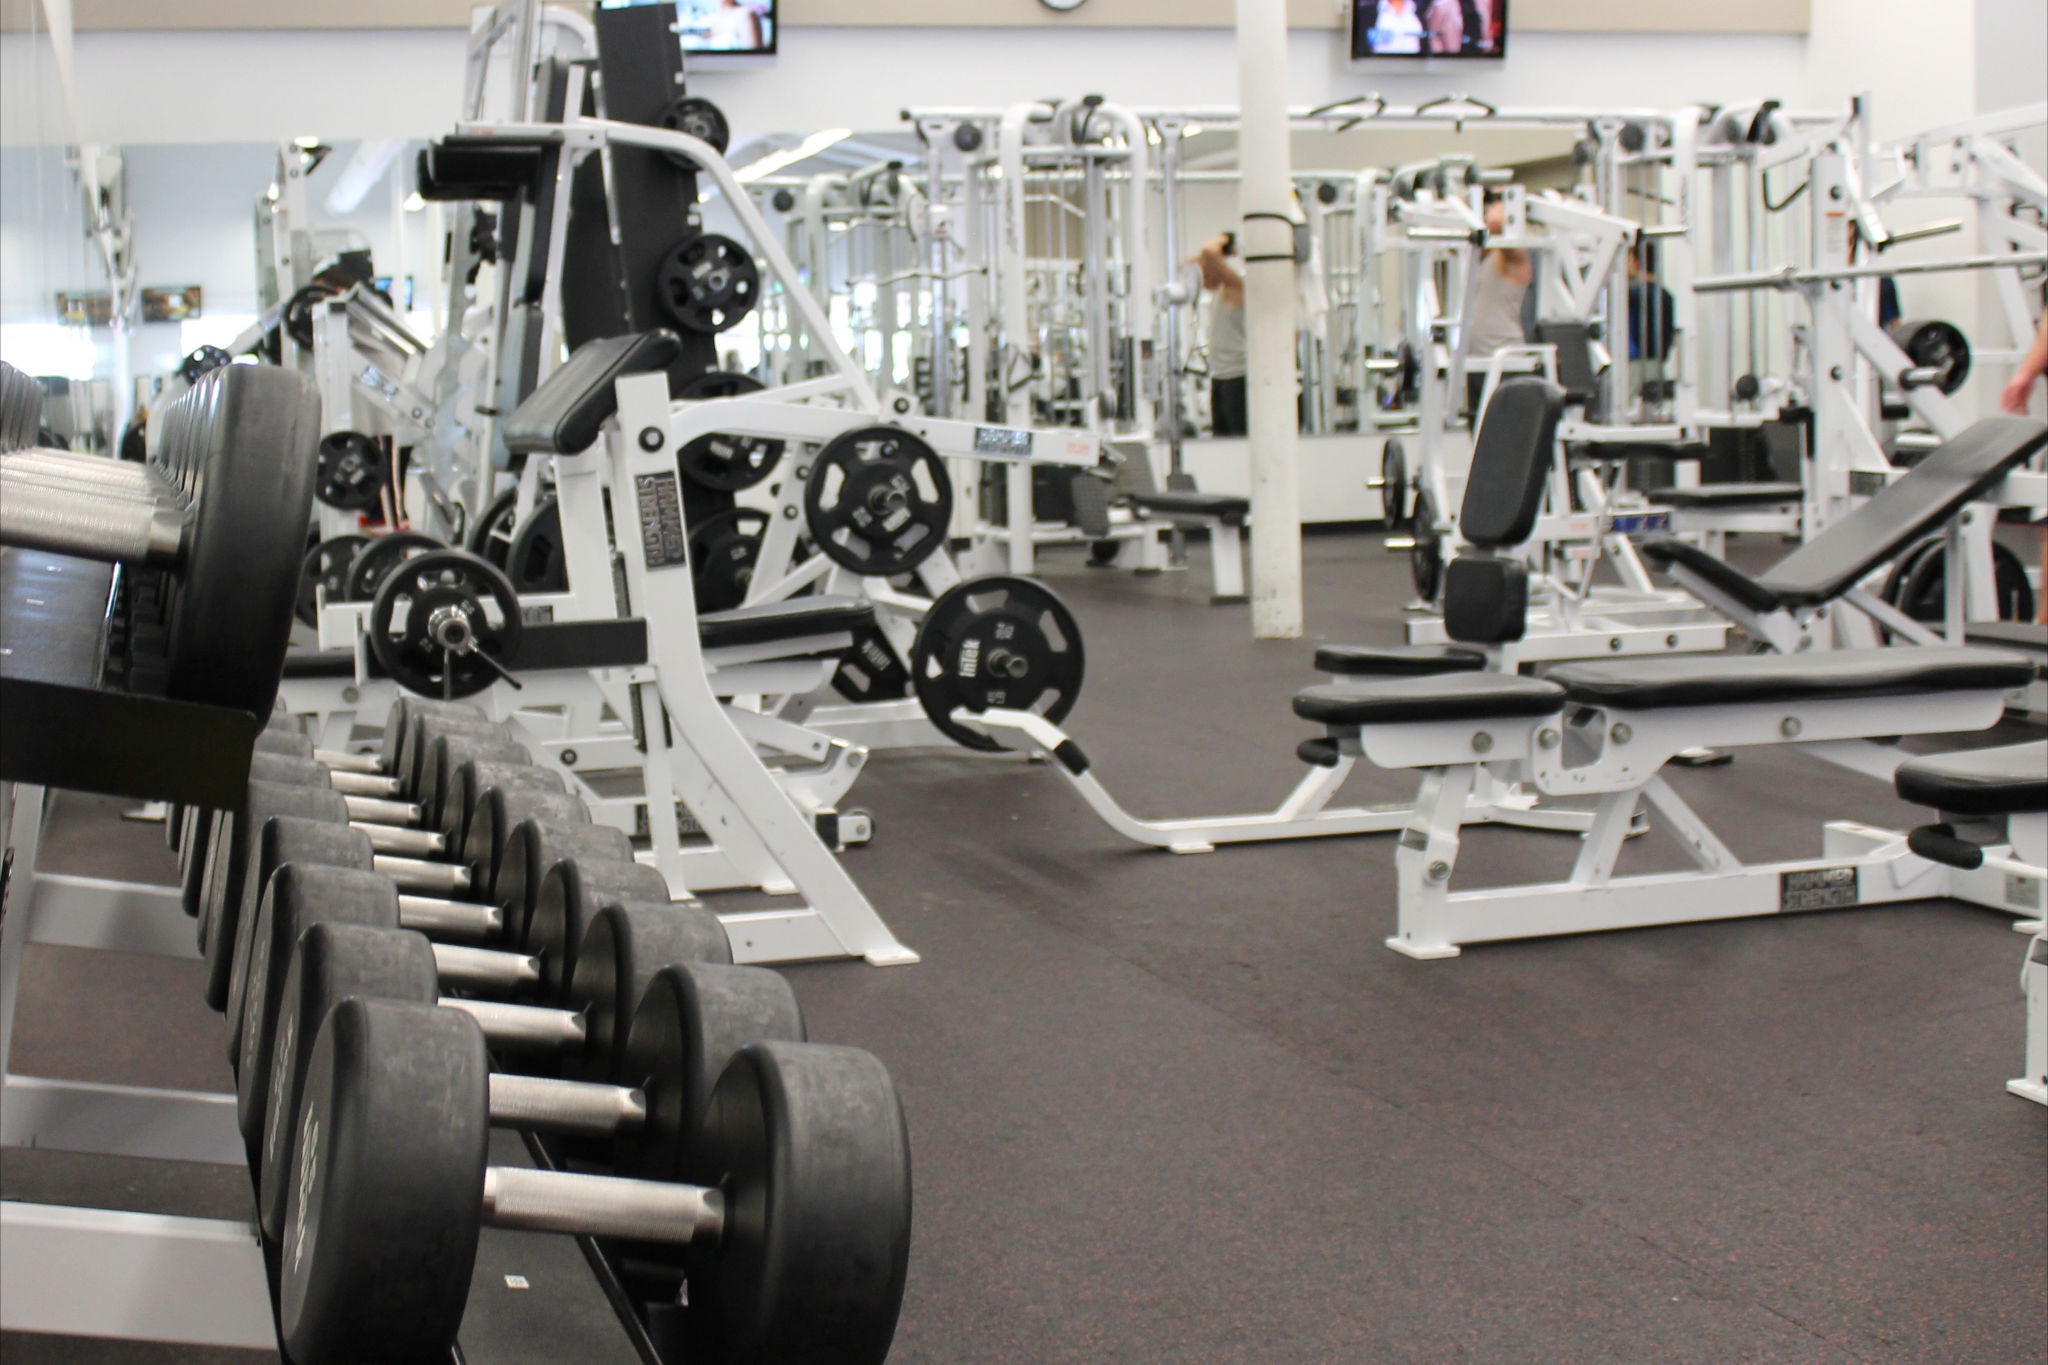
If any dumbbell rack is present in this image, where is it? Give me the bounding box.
[0,550,654,1357]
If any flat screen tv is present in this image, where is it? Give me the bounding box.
[600,0,777,57]
[1350,0,1506,60]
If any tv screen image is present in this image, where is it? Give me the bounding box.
[599,0,777,56]
[1352,0,1506,59]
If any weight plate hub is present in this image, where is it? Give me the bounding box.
[655,234,760,334]
[315,430,389,511]
[911,575,1085,752]
[1891,318,1971,396]
[678,431,784,493]
[804,426,953,577]
[367,548,523,700]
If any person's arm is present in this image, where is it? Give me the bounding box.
[2001,310,2048,414]
[1186,235,1245,307]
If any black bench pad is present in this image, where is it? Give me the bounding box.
[503,331,682,457]
[1315,644,1488,677]
[1551,646,2035,711]
[1129,491,1250,524]
[1639,539,1782,614]
[1895,741,2048,816]
[1293,672,1564,726]
[1966,620,2047,654]
[1648,482,1803,509]
[282,650,358,679]
[699,596,873,652]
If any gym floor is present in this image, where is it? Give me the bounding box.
[6,529,2044,1364]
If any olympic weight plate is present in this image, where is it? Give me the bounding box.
[467,487,520,570]
[346,531,445,600]
[282,281,343,350]
[678,432,785,493]
[1409,491,1443,602]
[687,508,770,614]
[367,549,523,700]
[1890,318,1971,396]
[832,623,914,703]
[315,430,390,511]
[655,234,760,334]
[506,496,569,593]
[296,535,371,628]
[675,370,765,401]
[911,575,1085,752]
[1380,438,1411,531]
[804,426,953,577]
[178,345,233,386]
[657,94,730,160]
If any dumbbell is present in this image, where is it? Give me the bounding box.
[223,806,654,1052]
[243,880,735,1220]
[278,995,911,1365]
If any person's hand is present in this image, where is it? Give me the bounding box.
[2001,371,2038,414]
[1483,200,1505,235]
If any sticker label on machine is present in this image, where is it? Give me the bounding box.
[974,425,1036,458]
[1605,512,1671,536]
[1780,866,1858,913]
[635,473,688,569]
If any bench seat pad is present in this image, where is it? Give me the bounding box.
[1648,482,1804,509]
[1293,672,1565,726]
[1551,646,2035,711]
[1129,491,1250,524]
[699,596,873,652]
[1314,644,1489,677]
[1894,741,2048,815]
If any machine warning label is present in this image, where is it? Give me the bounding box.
[1781,866,1859,913]
[635,473,687,569]
[974,425,1036,458]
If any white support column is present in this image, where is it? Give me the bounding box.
[1235,0,1302,638]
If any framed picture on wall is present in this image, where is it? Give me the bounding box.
[142,287,203,323]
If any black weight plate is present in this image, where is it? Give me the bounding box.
[804,425,954,576]
[506,496,569,593]
[282,281,343,351]
[315,430,389,511]
[1880,534,1943,610]
[468,486,520,570]
[1381,438,1410,531]
[1895,540,2035,626]
[1409,491,1443,602]
[367,548,524,701]
[658,94,730,159]
[613,962,805,1185]
[178,345,233,385]
[166,366,321,716]
[678,431,785,492]
[346,531,445,600]
[675,370,765,400]
[910,575,1085,752]
[258,922,439,1245]
[1893,318,1971,395]
[682,1042,912,1365]
[833,622,914,703]
[687,508,770,613]
[295,535,370,628]
[280,997,487,1365]
[655,234,760,334]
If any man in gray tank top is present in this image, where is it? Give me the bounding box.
[1465,194,1533,415]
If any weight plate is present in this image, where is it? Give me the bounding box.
[833,622,914,703]
[910,575,1085,752]
[657,94,730,159]
[367,548,524,700]
[681,1042,912,1365]
[1892,318,1971,396]
[687,508,771,613]
[804,425,953,577]
[315,431,389,511]
[468,487,520,570]
[678,431,785,492]
[178,345,233,386]
[506,496,569,593]
[1409,491,1443,602]
[1895,540,2035,627]
[282,281,343,351]
[346,531,444,600]
[1381,439,1411,531]
[258,921,440,1246]
[166,365,321,718]
[280,997,487,1365]
[675,370,766,401]
[613,962,805,1185]
[1880,534,1943,610]
[295,535,370,628]
[654,234,760,334]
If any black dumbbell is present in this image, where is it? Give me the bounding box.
[245,886,736,1226]
[253,917,777,1232]
[277,995,911,1365]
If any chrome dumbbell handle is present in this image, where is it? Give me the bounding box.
[443,995,582,1048]
[0,475,186,568]
[430,944,542,993]
[373,853,471,896]
[353,821,445,859]
[488,1072,646,1137]
[314,748,385,775]
[398,893,501,940]
[479,1166,723,1244]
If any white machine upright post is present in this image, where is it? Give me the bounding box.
[1234,0,1302,639]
